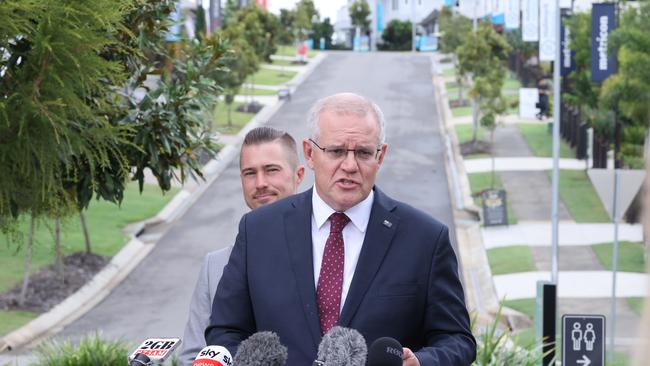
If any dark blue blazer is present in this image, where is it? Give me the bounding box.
[205,187,475,365]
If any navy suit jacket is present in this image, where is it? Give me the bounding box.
[205,187,475,365]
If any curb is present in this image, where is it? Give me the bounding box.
[0,52,328,354]
[430,54,500,320]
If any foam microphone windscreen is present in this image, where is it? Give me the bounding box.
[233,331,288,366]
[367,337,403,366]
[315,326,367,366]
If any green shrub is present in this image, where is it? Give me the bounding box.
[33,334,129,366]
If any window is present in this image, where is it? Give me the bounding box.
[392,0,399,10]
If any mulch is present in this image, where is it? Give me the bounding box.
[0,252,109,313]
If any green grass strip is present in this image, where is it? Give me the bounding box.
[518,124,574,158]
[213,102,255,135]
[0,310,38,337]
[0,183,179,293]
[275,44,318,58]
[246,68,297,86]
[627,297,645,316]
[592,241,646,272]
[487,246,536,275]
[504,298,537,319]
[547,170,610,223]
[467,172,517,225]
[451,105,473,117]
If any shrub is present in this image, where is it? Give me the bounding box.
[33,333,129,366]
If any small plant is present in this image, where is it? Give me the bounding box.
[32,333,129,366]
[472,303,553,366]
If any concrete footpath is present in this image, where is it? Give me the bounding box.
[432,52,647,355]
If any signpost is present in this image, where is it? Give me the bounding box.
[562,315,606,366]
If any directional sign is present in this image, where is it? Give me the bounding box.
[562,315,605,366]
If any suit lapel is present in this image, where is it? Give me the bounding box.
[283,189,321,348]
[338,188,399,327]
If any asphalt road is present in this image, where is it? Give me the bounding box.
[55,51,455,345]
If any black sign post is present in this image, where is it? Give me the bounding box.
[481,189,508,226]
[562,314,606,366]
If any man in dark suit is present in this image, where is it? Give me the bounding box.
[206,93,476,365]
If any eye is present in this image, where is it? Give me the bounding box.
[327,148,347,158]
[356,149,374,160]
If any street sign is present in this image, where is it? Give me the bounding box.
[562,314,605,366]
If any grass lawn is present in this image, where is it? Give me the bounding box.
[455,124,485,144]
[547,170,610,223]
[503,76,521,91]
[442,68,456,77]
[265,59,295,67]
[246,68,297,86]
[592,241,646,272]
[239,87,278,96]
[446,81,463,89]
[213,102,255,135]
[467,172,517,225]
[447,89,468,102]
[451,105,473,117]
[0,310,38,337]
[504,298,537,318]
[518,124,574,158]
[0,183,179,294]
[627,297,645,315]
[487,246,536,275]
[275,44,318,58]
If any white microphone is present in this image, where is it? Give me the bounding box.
[128,337,182,365]
[191,345,233,366]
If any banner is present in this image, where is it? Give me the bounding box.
[560,11,576,76]
[522,0,538,41]
[377,2,384,32]
[505,0,520,30]
[538,0,557,61]
[591,3,617,82]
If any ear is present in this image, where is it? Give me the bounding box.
[376,144,388,166]
[303,139,315,169]
[295,165,305,186]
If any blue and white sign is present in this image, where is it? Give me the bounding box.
[591,3,617,82]
[419,35,438,52]
[560,11,576,76]
[522,0,539,41]
[505,0,520,30]
[538,0,557,61]
[377,2,384,32]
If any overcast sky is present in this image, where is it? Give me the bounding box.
[267,0,347,22]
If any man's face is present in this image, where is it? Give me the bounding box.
[303,111,387,212]
[240,141,304,209]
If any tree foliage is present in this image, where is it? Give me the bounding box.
[224,5,280,63]
[379,20,412,51]
[438,7,472,55]
[349,0,371,34]
[312,17,334,49]
[294,0,320,41]
[457,22,511,138]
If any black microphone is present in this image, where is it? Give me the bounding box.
[233,331,288,366]
[128,338,182,366]
[313,326,367,366]
[367,337,403,366]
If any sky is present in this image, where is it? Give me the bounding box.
[267,0,347,23]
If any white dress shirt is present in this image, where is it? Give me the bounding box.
[311,187,374,313]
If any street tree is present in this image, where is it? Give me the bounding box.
[457,21,511,154]
[349,0,371,35]
[379,20,412,51]
[294,0,320,41]
[438,7,472,104]
[312,17,334,49]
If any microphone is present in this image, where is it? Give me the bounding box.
[233,331,288,366]
[313,326,367,366]
[192,345,232,366]
[128,338,182,366]
[367,337,403,366]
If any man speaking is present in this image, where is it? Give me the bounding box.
[206,93,476,365]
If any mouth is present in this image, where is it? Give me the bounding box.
[254,192,276,201]
[335,178,359,189]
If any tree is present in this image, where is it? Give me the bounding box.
[225,5,280,63]
[349,0,371,35]
[457,22,511,156]
[312,17,334,49]
[294,0,320,41]
[278,8,296,45]
[599,1,650,168]
[438,8,472,104]
[379,20,412,51]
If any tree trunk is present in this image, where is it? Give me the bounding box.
[18,216,35,306]
[227,103,233,127]
[55,218,64,283]
[490,129,496,189]
[80,210,91,254]
[471,97,479,144]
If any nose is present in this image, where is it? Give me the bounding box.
[255,172,268,188]
[340,150,359,172]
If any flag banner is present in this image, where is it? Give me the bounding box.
[505,0,521,29]
[538,0,557,61]
[560,11,576,76]
[522,0,539,41]
[591,3,617,82]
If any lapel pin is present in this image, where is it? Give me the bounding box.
[382,220,392,228]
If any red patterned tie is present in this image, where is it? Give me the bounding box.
[316,212,350,335]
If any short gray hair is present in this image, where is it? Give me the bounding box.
[307,93,386,144]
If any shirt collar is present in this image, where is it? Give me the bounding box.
[312,186,374,233]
